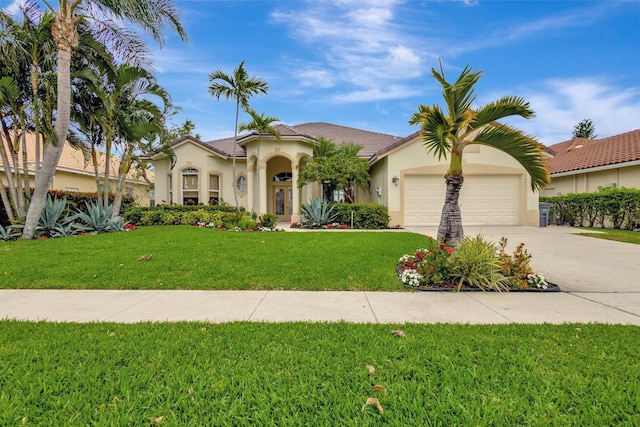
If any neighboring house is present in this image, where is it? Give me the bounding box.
[0,133,154,205]
[543,129,640,196]
[150,122,542,227]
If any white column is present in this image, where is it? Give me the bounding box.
[247,163,255,213]
[291,162,300,223]
[259,163,267,215]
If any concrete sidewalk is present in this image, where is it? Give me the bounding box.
[1,289,639,325]
[1,225,639,325]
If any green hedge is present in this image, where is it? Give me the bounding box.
[541,187,640,230]
[0,189,135,226]
[122,205,274,230]
[331,202,390,229]
[124,204,241,225]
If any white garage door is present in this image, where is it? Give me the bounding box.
[404,174,522,226]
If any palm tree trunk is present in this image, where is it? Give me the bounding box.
[0,126,19,219]
[22,40,74,239]
[232,102,240,209]
[437,174,464,249]
[111,147,133,219]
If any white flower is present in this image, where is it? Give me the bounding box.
[527,272,549,289]
[400,269,422,287]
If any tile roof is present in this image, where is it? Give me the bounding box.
[546,129,640,174]
[201,122,403,158]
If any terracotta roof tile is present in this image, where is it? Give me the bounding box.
[547,129,640,174]
[2,133,152,182]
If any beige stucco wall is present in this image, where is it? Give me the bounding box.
[543,163,640,196]
[154,141,244,208]
[379,136,540,226]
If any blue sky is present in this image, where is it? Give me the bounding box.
[5,0,640,145]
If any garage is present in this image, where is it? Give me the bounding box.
[403,174,523,226]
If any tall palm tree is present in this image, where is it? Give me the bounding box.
[409,63,549,248]
[238,108,281,213]
[208,61,268,209]
[21,0,187,239]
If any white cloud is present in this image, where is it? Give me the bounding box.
[493,77,640,145]
[271,0,426,103]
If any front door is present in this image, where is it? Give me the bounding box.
[274,186,292,219]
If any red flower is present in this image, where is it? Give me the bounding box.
[446,248,454,255]
[438,243,446,249]
[246,229,254,232]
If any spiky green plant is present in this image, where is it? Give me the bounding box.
[449,235,510,291]
[300,197,338,226]
[73,200,121,234]
[36,195,71,237]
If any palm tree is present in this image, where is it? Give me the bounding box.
[21,0,187,239]
[409,63,549,248]
[238,108,281,213]
[208,61,268,209]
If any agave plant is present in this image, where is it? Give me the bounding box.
[300,197,338,227]
[36,196,73,237]
[73,201,122,234]
[51,222,82,238]
[0,224,21,241]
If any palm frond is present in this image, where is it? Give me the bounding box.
[471,96,535,130]
[416,104,452,161]
[468,125,550,191]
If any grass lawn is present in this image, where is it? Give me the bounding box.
[1,321,638,426]
[0,226,433,290]
[575,227,640,245]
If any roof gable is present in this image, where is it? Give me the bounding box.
[198,122,402,158]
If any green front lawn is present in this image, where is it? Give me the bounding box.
[1,321,637,426]
[0,226,432,290]
[576,227,640,245]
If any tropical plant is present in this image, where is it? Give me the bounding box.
[449,235,510,291]
[572,118,597,139]
[36,195,72,237]
[21,0,187,239]
[298,138,370,204]
[239,108,281,213]
[73,200,122,234]
[209,61,268,209]
[51,222,81,238]
[0,224,20,241]
[409,63,549,248]
[300,197,338,227]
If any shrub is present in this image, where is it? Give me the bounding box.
[332,203,389,229]
[541,187,640,230]
[448,235,510,291]
[415,244,454,286]
[259,213,278,229]
[498,237,533,289]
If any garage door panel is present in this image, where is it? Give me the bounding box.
[404,175,521,226]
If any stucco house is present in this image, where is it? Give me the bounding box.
[543,129,640,196]
[150,122,542,227]
[150,122,539,226]
[0,133,154,205]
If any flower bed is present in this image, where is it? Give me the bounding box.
[396,236,561,292]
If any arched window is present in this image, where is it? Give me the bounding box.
[273,172,292,182]
[182,168,199,205]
